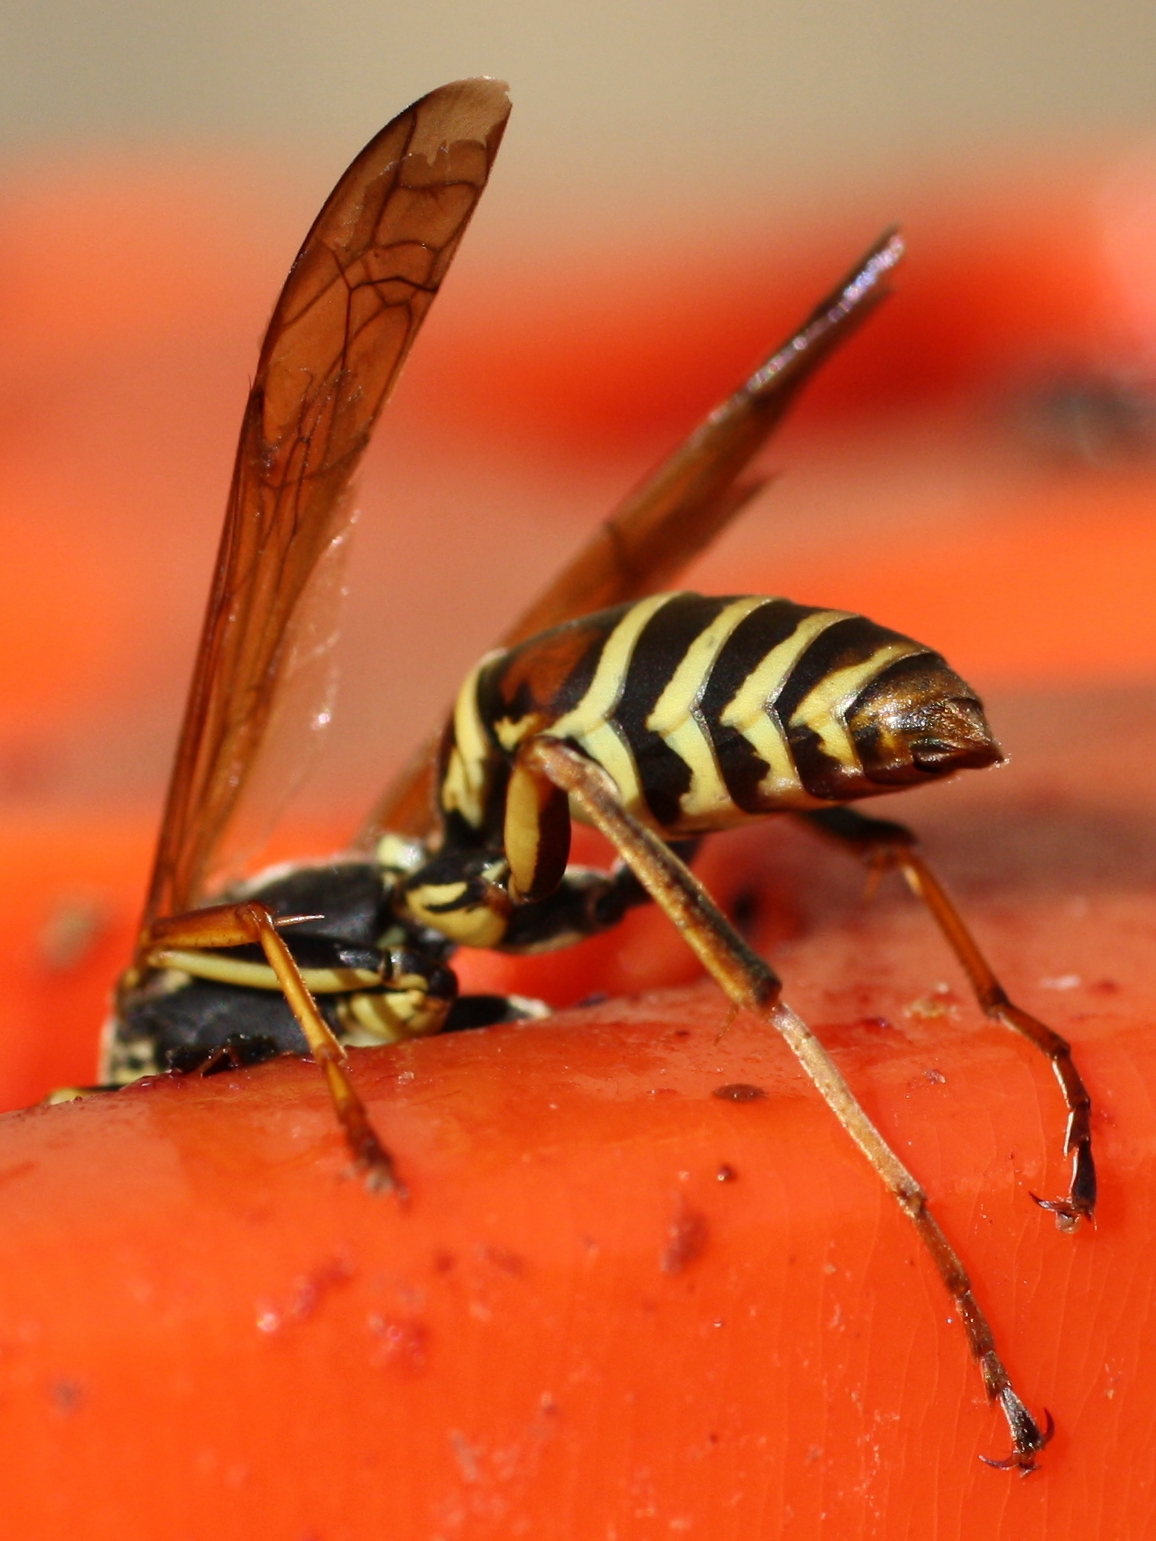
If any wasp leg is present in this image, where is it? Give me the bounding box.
[167,1034,284,1076]
[499,845,699,952]
[803,805,1095,1231]
[145,902,403,1195]
[521,736,1050,1473]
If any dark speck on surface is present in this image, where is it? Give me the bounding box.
[51,1379,85,1414]
[661,1202,709,1274]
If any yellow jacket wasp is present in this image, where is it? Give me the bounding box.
[104,78,1092,1472]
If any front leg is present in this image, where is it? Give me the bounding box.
[138,902,402,1194]
[802,804,1095,1230]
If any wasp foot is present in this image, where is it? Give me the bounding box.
[980,1394,1054,1474]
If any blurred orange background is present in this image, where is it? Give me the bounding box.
[4,138,1156,1101]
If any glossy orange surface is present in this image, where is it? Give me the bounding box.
[1,860,1151,1538]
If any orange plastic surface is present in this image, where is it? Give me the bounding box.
[0,867,1152,1538]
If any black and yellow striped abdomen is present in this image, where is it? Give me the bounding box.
[439,592,1000,842]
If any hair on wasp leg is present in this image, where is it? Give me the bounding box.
[98,76,1095,1473]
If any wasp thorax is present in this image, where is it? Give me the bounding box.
[845,654,1002,787]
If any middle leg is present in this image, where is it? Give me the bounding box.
[802,805,1095,1230]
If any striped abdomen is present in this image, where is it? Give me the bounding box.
[439,592,1000,840]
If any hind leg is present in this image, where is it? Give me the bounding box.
[516,736,1051,1472]
[803,805,1094,1230]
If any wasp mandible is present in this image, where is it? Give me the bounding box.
[103,78,1093,1473]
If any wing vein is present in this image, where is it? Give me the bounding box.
[140,78,511,937]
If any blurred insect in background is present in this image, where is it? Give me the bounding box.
[104,78,1092,1471]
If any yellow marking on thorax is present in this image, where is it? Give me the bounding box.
[410,880,468,906]
[541,593,680,818]
[413,902,507,949]
[149,949,383,994]
[402,875,510,949]
[375,832,427,876]
[720,609,849,803]
[441,651,502,829]
[647,596,770,822]
[789,640,927,768]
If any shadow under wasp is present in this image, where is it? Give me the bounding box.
[99,77,1094,1472]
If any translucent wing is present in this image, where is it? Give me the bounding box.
[365,228,904,841]
[141,78,511,935]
